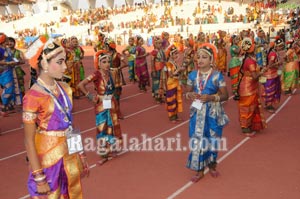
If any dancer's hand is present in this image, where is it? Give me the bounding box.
[198,94,214,103]
[80,154,90,178]
[186,92,198,100]
[36,181,51,195]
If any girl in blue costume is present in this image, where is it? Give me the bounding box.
[0,33,16,116]
[7,37,26,107]
[185,43,229,182]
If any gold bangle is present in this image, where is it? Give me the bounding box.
[34,175,46,182]
[214,94,220,102]
[79,151,87,158]
[32,168,43,175]
[36,180,47,186]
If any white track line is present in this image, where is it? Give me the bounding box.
[0,151,27,162]
[0,92,143,135]
[18,195,29,199]
[166,93,294,199]
[0,104,159,162]
[124,104,159,118]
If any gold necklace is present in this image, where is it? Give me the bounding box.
[100,70,112,90]
[37,78,58,95]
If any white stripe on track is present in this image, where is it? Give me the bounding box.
[0,151,27,162]
[1,105,159,162]
[0,92,143,135]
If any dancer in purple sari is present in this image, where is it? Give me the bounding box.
[263,38,283,113]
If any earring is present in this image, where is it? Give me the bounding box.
[44,67,48,73]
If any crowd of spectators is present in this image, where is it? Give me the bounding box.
[1,0,299,48]
[0,13,24,22]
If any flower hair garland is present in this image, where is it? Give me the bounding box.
[94,50,109,69]
[198,43,218,62]
[25,36,47,69]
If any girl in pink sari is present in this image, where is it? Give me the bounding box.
[135,36,150,92]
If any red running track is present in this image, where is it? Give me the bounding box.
[0,46,299,199]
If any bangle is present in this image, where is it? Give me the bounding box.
[32,171,45,177]
[36,180,48,186]
[79,151,87,158]
[85,91,89,97]
[214,94,220,102]
[87,93,93,101]
[34,175,46,183]
[32,168,43,175]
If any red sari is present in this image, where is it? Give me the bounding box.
[238,56,266,132]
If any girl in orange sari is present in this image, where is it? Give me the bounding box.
[215,38,227,73]
[237,38,266,136]
[165,45,183,122]
[215,31,227,73]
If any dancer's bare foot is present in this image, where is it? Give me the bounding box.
[209,168,220,178]
[118,113,124,120]
[191,171,204,183]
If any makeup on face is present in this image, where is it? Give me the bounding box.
[197,51,211,68]
[47,52,67,79]
[100,57,111,71]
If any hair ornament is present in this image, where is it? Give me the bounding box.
[241,37,255,53]
[275,38,284,47]
[25,36,47,69]
[104,37,116,49]
[0,33,7,44]
[198,43,218,61]
[61,38,68,48]
[94,50,109,69]
[166,45,178,58]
